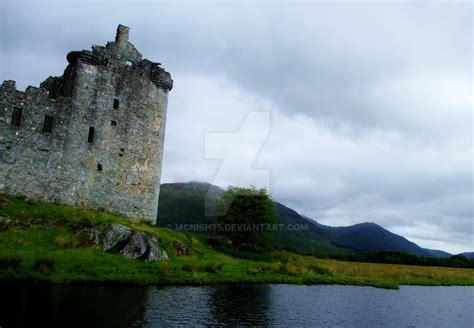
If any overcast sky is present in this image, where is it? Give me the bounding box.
[1,1,472,254]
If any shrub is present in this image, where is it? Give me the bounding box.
[215,186,277,251]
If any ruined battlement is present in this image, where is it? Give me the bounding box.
[0,25,173,223]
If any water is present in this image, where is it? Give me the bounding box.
[1,284,472,327]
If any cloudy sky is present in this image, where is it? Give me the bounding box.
[1,1,472,253]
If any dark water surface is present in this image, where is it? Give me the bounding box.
[1,284,472,327]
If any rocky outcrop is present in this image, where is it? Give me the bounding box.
[173,241,192,256]
[0,216,21,231]
[103,224,131,252]
[79,223,169,261]
[121,233,169,260]
[148,237,169,260]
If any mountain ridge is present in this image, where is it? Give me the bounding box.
[157,182,458,257]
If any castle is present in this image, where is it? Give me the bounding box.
[0,25,173,223]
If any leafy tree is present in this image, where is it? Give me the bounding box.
[215,186,277,251]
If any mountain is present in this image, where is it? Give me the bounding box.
[158,182,440,257]
[158,181,223,227]
[423,248,452,258]
[158,182,342,255]
[272,202,341,255]
[458,252,474,259]
[314,221,432,257]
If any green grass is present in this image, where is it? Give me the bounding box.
[1,194,473,289]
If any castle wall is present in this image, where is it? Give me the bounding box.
[0,82,73,203]
[0,25,172,223]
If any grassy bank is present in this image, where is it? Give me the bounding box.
[1,195,473,289]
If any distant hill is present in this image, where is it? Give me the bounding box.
[423,248,452,258]
[458,252,474,259]
[158,182,342,255]
[158,182,444,258]
[158,181,223,227]
[272,202,341,255]
[314,221,431,257]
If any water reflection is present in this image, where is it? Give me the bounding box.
[208,284,270,325]
[0,284,149,328]
[1,284,472,327]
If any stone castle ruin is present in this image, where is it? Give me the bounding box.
[0,25,173,223]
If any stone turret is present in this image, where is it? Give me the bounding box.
[0,25,173,223]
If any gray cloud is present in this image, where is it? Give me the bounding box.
[1,1,472,253]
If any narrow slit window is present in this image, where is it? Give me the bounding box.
[87,127,95,143]
[11,107,22,126]
[97,164,102,171]
[113,98,119,109]
[111,120,117,126]
[42,115,54,133]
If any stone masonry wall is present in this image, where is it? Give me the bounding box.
[0,25,173,223]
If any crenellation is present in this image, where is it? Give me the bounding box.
[2,80,17,92]
[0,25,172,223]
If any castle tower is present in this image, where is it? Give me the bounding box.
[0,25,173,223]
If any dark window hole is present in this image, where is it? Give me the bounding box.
[42,115,54,133]
[11,107,22,126]
[88,127,94,143]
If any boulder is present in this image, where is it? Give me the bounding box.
[121,233,169,261]
[121,232,148,259]
[103,223,131,252]
[0,216,21,231]
[76,227,101,247]
[74,223,168,261]
[148,236,169,261]
[173,241,192,256]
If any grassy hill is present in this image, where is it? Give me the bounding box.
[2,194,473,289]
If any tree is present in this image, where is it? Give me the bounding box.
[215,186,277,251]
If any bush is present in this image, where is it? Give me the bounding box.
[215,186,277,251]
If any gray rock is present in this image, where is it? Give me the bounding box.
[173,241,192,256]
[103,223,131,252]
[76,227,101,248]
[121,232,148,259]
[148,236,169,261]
[0,216,20,231]
[88,228,101,247]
